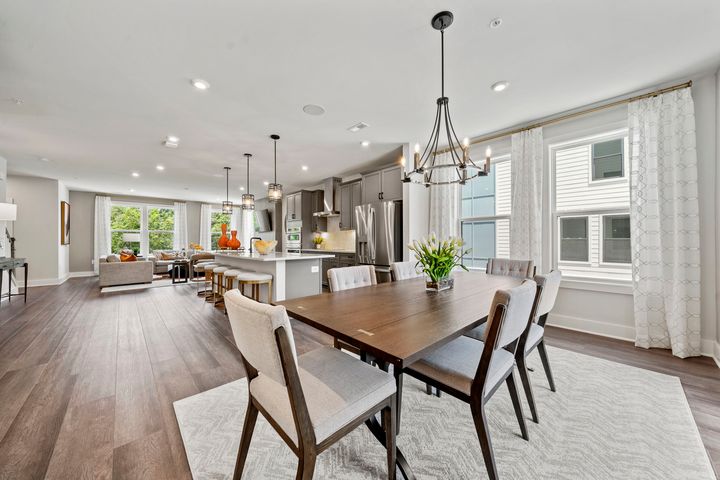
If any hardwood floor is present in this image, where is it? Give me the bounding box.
[0,278,717,479]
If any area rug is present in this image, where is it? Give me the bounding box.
[100,277,198,293]
[173,346,715,480]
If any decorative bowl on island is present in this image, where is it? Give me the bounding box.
[253,239,277,255]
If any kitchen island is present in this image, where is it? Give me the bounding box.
[213,251,334,301]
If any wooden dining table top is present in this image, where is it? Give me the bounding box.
[277,270,524,368]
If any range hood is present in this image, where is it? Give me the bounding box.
[313,177,342,216]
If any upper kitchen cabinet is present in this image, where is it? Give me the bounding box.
[339,180,362,230]
[361,165,403,204]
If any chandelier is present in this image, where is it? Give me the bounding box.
[403,11,492,187]
[267,134,283,202]
[221,166,233,213]
[242,153,255,210]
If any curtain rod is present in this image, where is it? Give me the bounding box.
[438,80,692,154]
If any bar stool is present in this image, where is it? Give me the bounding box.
[235,271,273,303]
[210,265,231,304]
[197,263,219,297]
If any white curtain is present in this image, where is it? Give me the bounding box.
[428,152,460,240]
[199,204,212,251]
[230,208,242,232]
[628,87,701,358]
[241,210,254,250]
[93,195,112,274]
[173,202,188,251]
[509,127,543,267]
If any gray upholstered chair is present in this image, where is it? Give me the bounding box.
[485,258,535,279]
[327,265,377,292]
[225,290,397,480]
[390,261,423,281]
[404,280,540,480]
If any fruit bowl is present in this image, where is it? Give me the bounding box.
[253,239,277,255]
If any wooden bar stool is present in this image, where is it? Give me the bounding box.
[197,263,219,297]
[235,271,273,303]
[210,266,231,304]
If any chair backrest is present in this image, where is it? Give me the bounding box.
[328,265,377,292]
[390,261,423,281]
[224,289,297,386]
[486,258,535,279]
[534,270,562,318]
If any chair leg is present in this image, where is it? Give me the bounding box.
[537,340,556,392]
[296,450,317,480]
[516,355,539,423]
[506,370,529,441]
[470,399,499,480]
[233,400,259,480]
[383,400,397,480]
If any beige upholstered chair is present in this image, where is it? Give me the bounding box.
[404,280,540,480]
[327,265,377,292]
[225,290,397,480]
[390,261,423,281]
[485,258,535,279]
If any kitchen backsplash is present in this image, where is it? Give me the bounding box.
[317,229,356,251]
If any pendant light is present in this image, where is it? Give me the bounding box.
[221,166,233,213]
[241,153,255,210]
[267,134,283,202]
[403,11,491,187]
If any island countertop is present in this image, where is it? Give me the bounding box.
[213,251,335,262]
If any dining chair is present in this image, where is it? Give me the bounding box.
[225,290,398,480]
[485,258,535,279]
[390,261,423,281]
[327,265,377,351]
[404,280,540,480]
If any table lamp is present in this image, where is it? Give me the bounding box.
[0,202,17,258]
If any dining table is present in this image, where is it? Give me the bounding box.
[277,270,524,480]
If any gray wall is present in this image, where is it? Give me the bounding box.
[69,190,95,273]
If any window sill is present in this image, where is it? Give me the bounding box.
[560,277,633,295]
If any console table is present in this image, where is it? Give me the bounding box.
[0,257,28,304]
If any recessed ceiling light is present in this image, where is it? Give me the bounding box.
[347,122,370,132]
[40,157,50,162]
[131,172,140,177]
[163,135,180,148]
[263,181,270,186]
[130,188,135,192]
[491,81,510,92]
[489,18,503,29]
[191,79,210,90]
[303,104,325,116]
[361,141,370,147]
[239,186,245,191]
[156,165,165,171]
[301,165,308,171]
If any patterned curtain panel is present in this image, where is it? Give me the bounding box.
[428,152,460,241]
[199,204,212,251]
[173,202,188,251]
[509,127,543,267]
[628,87,701,358]
[93,195,112,274]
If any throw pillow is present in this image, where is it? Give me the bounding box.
[160,251,178,260]
[106,254,120,263]
[120,253,137,262]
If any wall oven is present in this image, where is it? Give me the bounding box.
[286,221,302,251]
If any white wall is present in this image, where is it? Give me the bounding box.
[402,143,430,260]
[716,69,720,362]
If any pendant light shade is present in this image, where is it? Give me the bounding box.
[242,153,255,210]
[267,134,283,202]
[222,166,233,213]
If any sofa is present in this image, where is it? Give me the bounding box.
[98,256,154,288]
[150,250,189,274]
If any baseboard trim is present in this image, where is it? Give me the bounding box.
[548,313,718,365]
[69,271,96,278]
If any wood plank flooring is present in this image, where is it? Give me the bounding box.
[0,278,717,479]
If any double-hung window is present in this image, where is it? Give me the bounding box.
[460,155,511,269]
[110,202,175,256]
[551,130,631,281]
[210,210,231,249]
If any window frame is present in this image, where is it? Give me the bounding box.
[599,212,632,267]
[589,138,625,184]
[557,215,591,265]
[110,201,175,256]
[459,154,511,270]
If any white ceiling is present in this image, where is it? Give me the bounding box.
[2,0,719,203]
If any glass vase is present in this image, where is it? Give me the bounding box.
[425,274,454,292]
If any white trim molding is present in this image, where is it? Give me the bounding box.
[69,271,97,278]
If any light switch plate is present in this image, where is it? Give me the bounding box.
[311,265,319,273]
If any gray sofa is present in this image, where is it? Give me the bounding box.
[98,256,154,288]
[150,250,186,274]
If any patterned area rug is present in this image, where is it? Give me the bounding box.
[174,346,715,479]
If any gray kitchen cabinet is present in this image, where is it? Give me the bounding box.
[339,180,362,231]
[361,165,403,203]
[362,171,382,205]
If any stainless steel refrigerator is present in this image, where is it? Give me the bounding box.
[355,201,403,282]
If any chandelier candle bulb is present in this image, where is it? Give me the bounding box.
[485,146,492,173]
[414,143,421,171]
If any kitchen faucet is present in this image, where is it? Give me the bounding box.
[248,237,262,254]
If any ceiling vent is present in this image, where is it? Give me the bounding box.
[347,122,369,132]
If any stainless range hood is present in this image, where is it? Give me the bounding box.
[313,177,342,216]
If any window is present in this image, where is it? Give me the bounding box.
[111,205,141,254]
[210,211,231,249]
[109,202,175,255]
[602,214,631,263]
[460,156,511,269]
[552,131,631,281]
[591,138,624,180]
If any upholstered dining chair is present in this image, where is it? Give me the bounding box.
[404,280,540,480]
[390,261,423,281]
[327,265,377,292]
[485,258,535,279]
[225,290,397,480]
